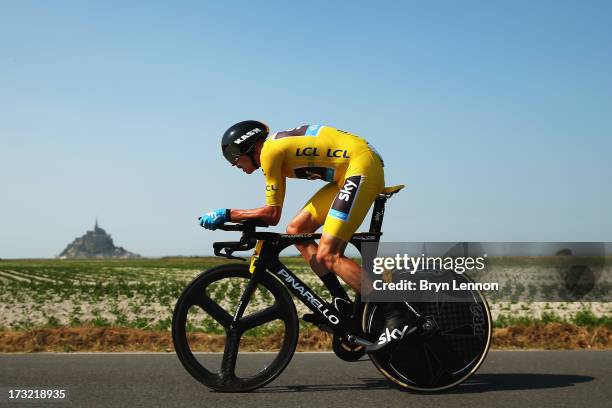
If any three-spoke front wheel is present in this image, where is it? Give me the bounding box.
[172,264,298,392]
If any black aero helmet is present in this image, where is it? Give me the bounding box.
[221,120,270,165]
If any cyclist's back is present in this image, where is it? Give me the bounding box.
[261,124,381,184]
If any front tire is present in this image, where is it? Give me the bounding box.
[172,264,299,392]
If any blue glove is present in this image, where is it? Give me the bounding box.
[198,209,229,230]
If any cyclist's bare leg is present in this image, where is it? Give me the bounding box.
[315,233,372,293]
[288,209,372,294]
[286,209,328,277]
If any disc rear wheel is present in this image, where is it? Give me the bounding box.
[364,272,492,391]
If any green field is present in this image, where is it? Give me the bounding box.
[0,257,330,333]
[0,257,610,333]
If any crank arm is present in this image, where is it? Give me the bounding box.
[345,335,373,348]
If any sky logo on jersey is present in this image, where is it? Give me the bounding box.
[329,175,362,222]
[305,125,323,136]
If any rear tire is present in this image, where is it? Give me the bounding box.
[363,271,492,391]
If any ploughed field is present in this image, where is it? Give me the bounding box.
[0,258,327,333]
[0,257,610,351]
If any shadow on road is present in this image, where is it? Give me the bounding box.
[256,378,391,393]
[449,373,595,394]
[256,373,594,394]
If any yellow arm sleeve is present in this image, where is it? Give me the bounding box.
[261,143,286,207]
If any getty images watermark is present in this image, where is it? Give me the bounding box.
[360,242,611,303]
[371,253,497,293]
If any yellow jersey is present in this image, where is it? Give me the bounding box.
[260,125,383,207]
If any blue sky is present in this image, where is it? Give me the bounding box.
[1,1,611,258]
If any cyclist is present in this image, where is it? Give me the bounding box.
[199,120,414,352]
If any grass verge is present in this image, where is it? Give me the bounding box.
[0,323,610,352]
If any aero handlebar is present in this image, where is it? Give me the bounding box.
[212,221,268,260]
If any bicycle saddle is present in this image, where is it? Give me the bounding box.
[381,184,405,197]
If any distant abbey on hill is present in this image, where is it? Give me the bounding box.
[58,220,140,259]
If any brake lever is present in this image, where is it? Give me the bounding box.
[213,245,246,261]
[225,251,246,261]
[211,226,257,261]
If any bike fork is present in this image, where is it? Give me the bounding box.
[230,273,261,327]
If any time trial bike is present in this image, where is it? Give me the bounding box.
[172,185,492,392]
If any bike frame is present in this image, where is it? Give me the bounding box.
[177,182,492,392]
[225,193,391,340]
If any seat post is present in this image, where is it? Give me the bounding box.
[369,196,387,233]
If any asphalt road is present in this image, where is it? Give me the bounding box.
[1,351,610,407]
